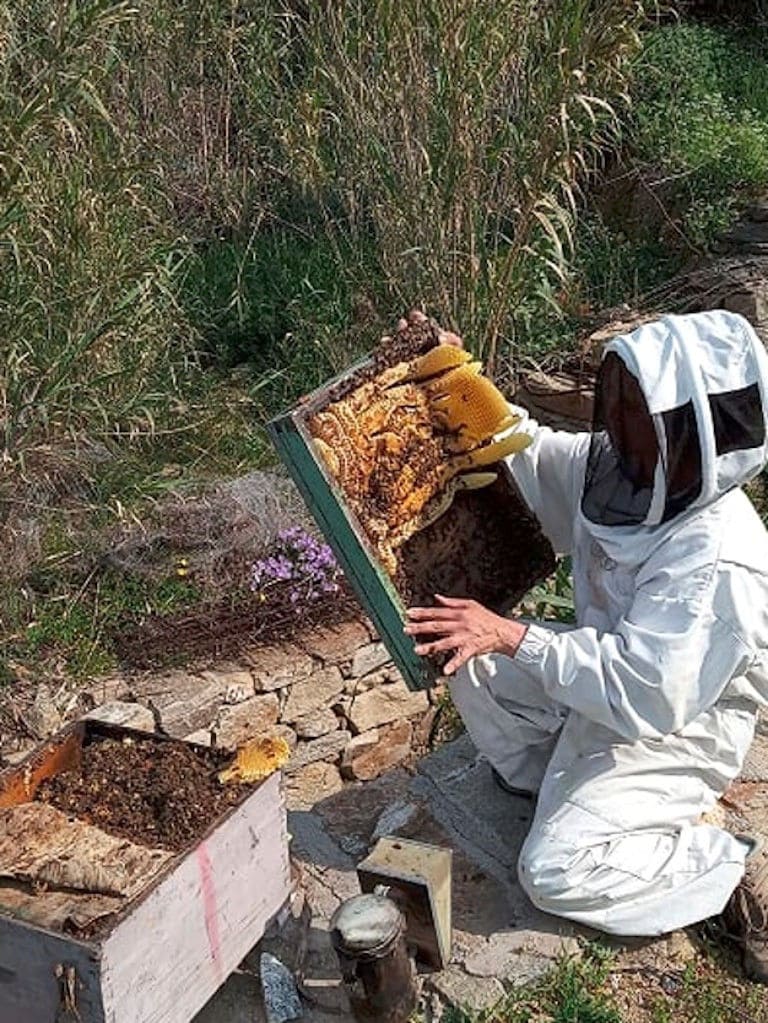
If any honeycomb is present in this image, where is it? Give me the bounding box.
[308,319,530,580]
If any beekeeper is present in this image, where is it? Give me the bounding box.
[405,309,768,981]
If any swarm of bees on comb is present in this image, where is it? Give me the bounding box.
[308,317,532,580]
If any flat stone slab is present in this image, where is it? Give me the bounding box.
[284,737,580,1017]
[199,725,768,1021]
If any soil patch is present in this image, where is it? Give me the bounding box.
[37,736,249,852]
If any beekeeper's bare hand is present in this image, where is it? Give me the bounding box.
[404,595,528,675]
[396,309,464,350]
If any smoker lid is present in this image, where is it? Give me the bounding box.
[330,893,404,958]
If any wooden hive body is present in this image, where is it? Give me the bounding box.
[0,721,291,1023]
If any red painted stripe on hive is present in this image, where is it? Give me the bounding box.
[197,843,224,984]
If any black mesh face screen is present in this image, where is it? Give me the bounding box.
[661,400,703,522]
[581,353,658,527]
[709,382,765,456]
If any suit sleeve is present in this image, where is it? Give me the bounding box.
[503,407,591,556]
[512,561,753,740]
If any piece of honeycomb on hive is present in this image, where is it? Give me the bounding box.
[218,736,291,785]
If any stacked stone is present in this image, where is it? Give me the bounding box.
[67,618,434,806]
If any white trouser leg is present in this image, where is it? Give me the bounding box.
[449,647,568,794]
[518,702,758,935]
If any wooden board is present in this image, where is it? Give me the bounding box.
[0,725,292,1023]
[268,359,555,691]
[100,771,289,1023]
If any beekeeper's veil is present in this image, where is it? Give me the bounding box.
[581,311,768,557]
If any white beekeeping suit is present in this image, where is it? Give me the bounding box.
[450,310,768,935]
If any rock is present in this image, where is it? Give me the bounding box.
[314,769,413,857]
[722,285,768,335]
[83,675,132,707]
[84,701,155,733]
[287,731,351,773]
[200,665,254,703]
[428,967,505,1011]
[213,693,280,750]
[343,667,391,696]
[463,933,563,982]
[130,670,232,738]
[720,220,768,253]
[0,744,36,766]
[350,642,391,679]
[285,762,344,810]
[260,952,302,1023]
[340,729,380,770]
[22,685,62,739]
[294,708,339,739]
[347,679,429,733]
[748,201,768,223]
[269,723,299,751]
[258,890,312,975]
[297,620,370,664]
[412,705,439,749]
[342,721,412,781]
[372,799,418,842]
[282,667,345,723]
[184,728,213,747]
[192,970,267,1023]
[244,644,314,692]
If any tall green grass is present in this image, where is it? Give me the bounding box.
[0,2,199,475]
[1,0,649,485]
[267,1,645,372]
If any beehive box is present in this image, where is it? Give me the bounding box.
[268,327,555,690]
[0,720,291,1023]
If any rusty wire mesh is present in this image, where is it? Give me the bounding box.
[112,581,362,669]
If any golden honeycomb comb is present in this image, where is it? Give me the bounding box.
[421,363,483,400]
[429,372,516,443]
[218,736,291,785]
[409,345,473,380]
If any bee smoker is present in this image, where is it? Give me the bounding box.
[329,838,452,1023]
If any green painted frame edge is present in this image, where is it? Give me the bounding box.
[268,401,436,691]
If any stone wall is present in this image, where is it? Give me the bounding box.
[75,617,436,805]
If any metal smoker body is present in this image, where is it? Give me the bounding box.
[330,838,453,1023]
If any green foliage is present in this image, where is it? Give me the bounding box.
[272,1,646,373]
[550,21,768,321]
[572,214,675,311]
[0,1,201,471]
[181,230,380,413]
[1,561,202,680]
[443,944,620,1023]
[520,558,576,624]
[630,23,768,244]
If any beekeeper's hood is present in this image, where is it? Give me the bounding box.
[581,310,768,558]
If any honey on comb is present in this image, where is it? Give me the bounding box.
[218,736,291,785]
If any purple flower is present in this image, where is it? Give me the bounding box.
[250,526,342,609]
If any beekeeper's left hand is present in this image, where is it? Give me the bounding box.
[404,595,528,675]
